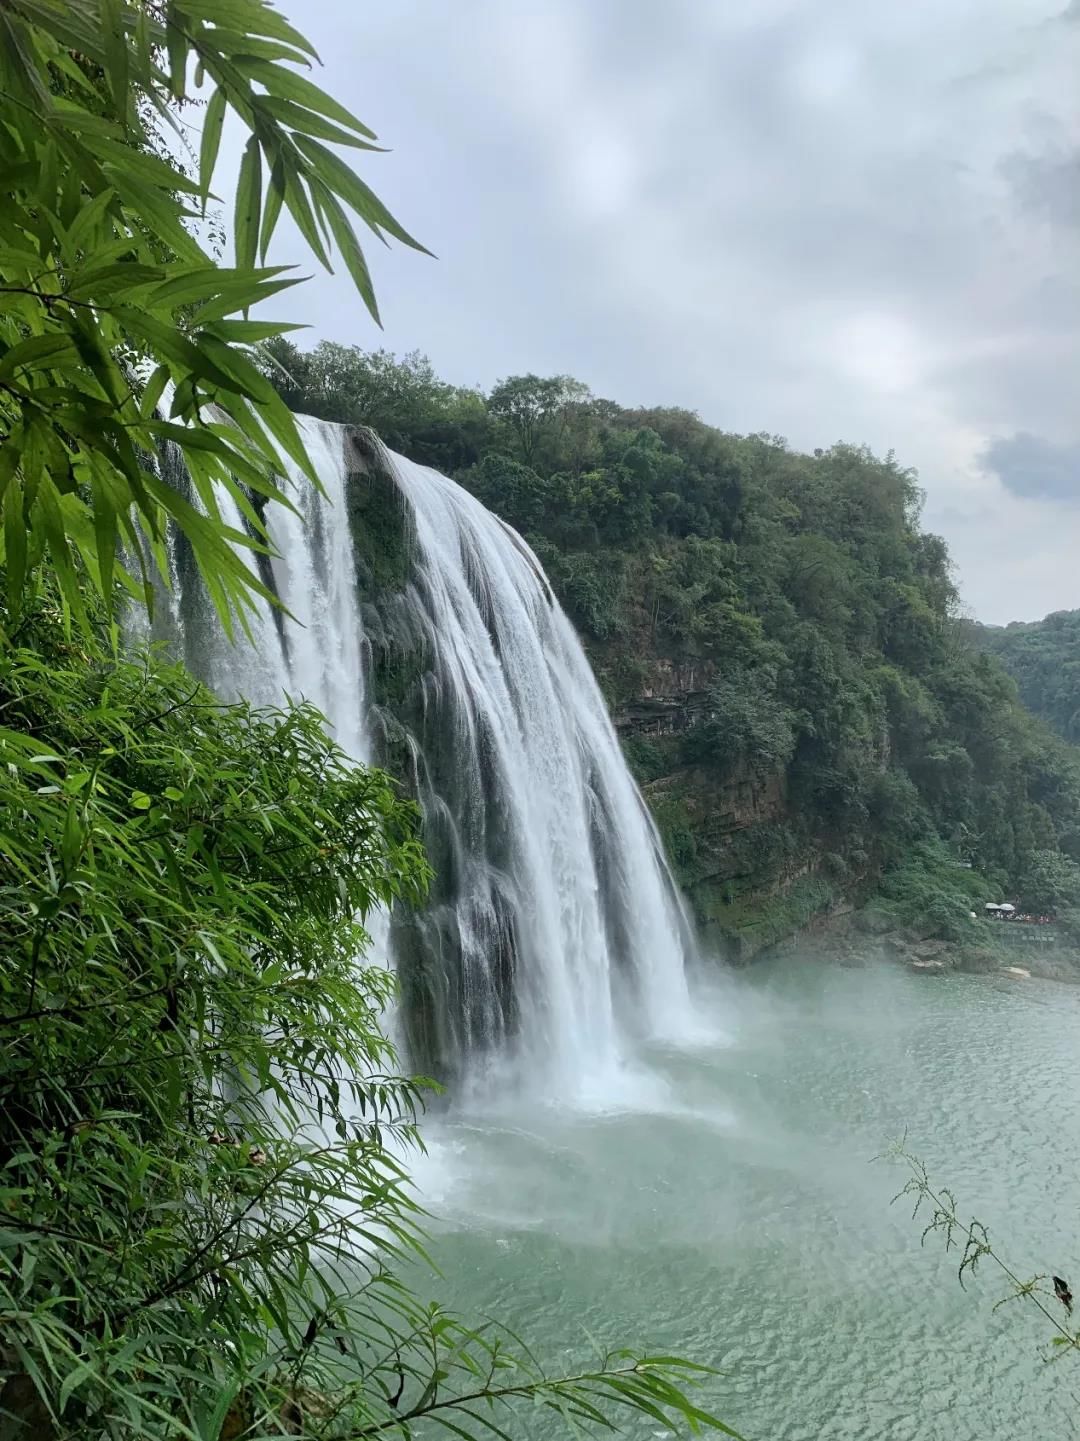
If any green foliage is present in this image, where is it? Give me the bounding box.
[534,544,626,639]
[1018,848,1080,913]
[0,593,426,1433]
[622,736,677,785]
[865,769,929,865]
[0,598,738,1439]
[487,373,592,468]
[972,609,1080,745]
[266,340,491,472]
[683,668,795,780]
[462,453,552,535]
[872,841,992,940]
[0,0,425,631]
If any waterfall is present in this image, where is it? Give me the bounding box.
[357,446,696,1095]
[157,415,697,1098]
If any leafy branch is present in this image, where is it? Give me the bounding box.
[883,1138,1080,1358]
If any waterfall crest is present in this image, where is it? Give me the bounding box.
[158,415,697,1096]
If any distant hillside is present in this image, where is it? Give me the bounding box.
[971,611,1080,746]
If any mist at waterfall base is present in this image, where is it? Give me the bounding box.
[160,418,1080,1440]
[417,962,1080,1441]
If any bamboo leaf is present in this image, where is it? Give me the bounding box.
[234,56,377,138]
[100,0,130,120]
[0,334,79,380]
[255,95,386,151]
[3,477,27,611]
[199,87,226,208]
[235,135,262,272]
[313,186,381,325]
[282,167,329,267]
[165,15,187,100]
[292,134,432,254]
[179,0,319,59]
[205,319,304,343]
[259,154,286,261]
[89,464,118,605]
[65,186,118,258]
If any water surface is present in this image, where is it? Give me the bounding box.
[413,957,1080,1440]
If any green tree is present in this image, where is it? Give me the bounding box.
[265,339,493,469]
[487,373,592,467]
[684,668,795,781]
[973,608,1080,745]
[458,452,551,534]
[1020,848,1080,912]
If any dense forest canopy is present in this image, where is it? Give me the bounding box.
[267,339,1080,949]
[972,610,1080,747]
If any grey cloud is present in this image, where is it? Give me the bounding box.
[1002,149,1080,229]
[221,0,1079,620]
[982,433,1080,501]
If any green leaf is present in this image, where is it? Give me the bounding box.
[292,134,432,254]
[65,186,118,258]
[36,477,86,631]
[100,0,130,120]
[142,264,267,312]
[259,154,286,261]
[234,56,377,138]
[313,186,380,325]
[235,135,262,272]
[205,319,304,343]
[190,271,305,326]
[3,477,27,612]
[255,95,386,151]
[199,87,226,208]
[86,135,201,196]
[165,15,188,100]
[89,464,118,605]
[139,365,171,421]
[282,167,329,268]
[130,791,152,811]
[0,10,52,108]
[180,0,319,59]
[0,334,79,380]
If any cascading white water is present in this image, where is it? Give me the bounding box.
[376,452,696,1097]
[157,415,698,1098]
[165,421,369,759]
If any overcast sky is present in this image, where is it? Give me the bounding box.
[220,0,1079,623]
